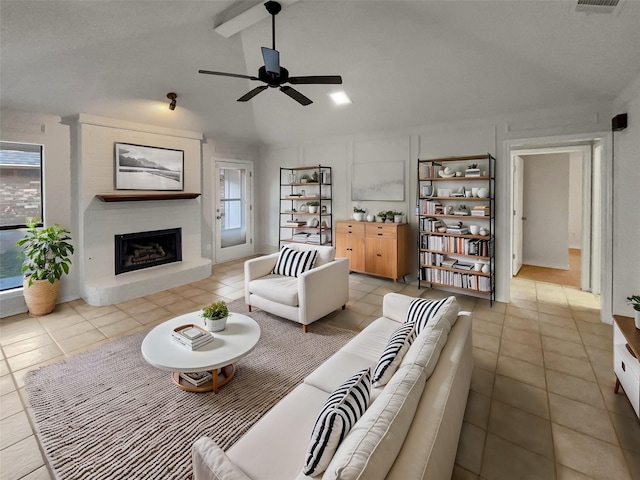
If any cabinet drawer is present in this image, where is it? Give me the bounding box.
[365,223,397,239]
[614,344,640,417]
[336,222,365,235]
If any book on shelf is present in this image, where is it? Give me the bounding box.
[179,371,213,387]
[446,227,469,234]
[470,211,488,217]
[441,258,458,268]
[465,168,481,177]
[452,210,470,216]
[284,221,307,226]
[456,262,474,271]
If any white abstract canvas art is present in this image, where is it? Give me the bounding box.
[351,161,404,201]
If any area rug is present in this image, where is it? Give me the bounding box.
[25,300,355,480]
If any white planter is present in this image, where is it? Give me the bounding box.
[353,212,365,221]
[635,310,640,330]
[308,206,318,214]
[204,316,228,332]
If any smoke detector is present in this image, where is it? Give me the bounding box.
[575,0,621,14]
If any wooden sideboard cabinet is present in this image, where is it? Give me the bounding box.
[613,315,640,419]
[336,221,411,281]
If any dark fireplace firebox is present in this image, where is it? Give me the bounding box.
[115,228,182,275]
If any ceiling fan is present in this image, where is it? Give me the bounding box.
[199,1,342,106]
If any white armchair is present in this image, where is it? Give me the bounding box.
[244,245,349,332]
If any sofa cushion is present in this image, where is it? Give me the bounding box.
[304,351,375,394]
[273,246,318,277]
[302,368,372,476]
[372,321,416,387]
[323,361,427,480]
[405,296,458,334]
[340,317,401,364]
[248,275,299,306]
[192,438,251,480]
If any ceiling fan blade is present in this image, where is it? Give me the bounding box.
[288,75,343,85]
[280,86,313,106]
[237,85,268,102]
[199,70,260,81]
[261,47,280,75]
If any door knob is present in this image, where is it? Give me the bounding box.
[216,216,222,219]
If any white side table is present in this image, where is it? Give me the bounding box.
[141,311,261,393]
[613,315,640,418]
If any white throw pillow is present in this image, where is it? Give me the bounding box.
[272,245,317,277]
[405,296,458,334]
[372,322,416,387]
[302,368,372,476]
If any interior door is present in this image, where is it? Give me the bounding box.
[214,160,253,263]
[512,155,524,275]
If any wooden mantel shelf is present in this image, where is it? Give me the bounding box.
[96,193,201,202]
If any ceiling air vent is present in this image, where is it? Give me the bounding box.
[576,0,620,14]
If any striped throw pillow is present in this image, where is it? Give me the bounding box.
[372,322,417,387]
[302,368,372,476]
[272,246,318,277]
[405,296,455,334]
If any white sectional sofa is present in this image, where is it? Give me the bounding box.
[192,292,473,480]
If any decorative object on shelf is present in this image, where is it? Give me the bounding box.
[479,228,488,236]
[476,187,489,198]
[472,187,479,197]
[202,300,229,332]
[465,164,481,177]
[299,204,308,212]
[481,264,490,274]
[627,295,640,329]
[311,171,319,183]
[421,185,434,197]
[366,214,375,222]
[300,174,311,183]
[114,142,184,191]
[288,173,298,184]
[438,168,456,178]
[352,161,404,201]
[393,212,405,223]
[321,205,328,214]
[469,225,480,235]
[353,206,366,221]
[474,262,483,272]
[16,218,74,317]
[308,201,320,213]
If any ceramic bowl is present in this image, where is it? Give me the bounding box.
[476,188,489,198]
[469,225,480,235]
[438,170,456,178]
[443,167,454,175]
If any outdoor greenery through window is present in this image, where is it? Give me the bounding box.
[0,141,43,291]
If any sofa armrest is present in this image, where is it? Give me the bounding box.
[244,253,279,304]
[382,293,415,323]
[298,258,350,325]
[192,437,251,480]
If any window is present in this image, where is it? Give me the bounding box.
[0,141,43,291]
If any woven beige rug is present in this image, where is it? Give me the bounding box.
[25,300,354,480]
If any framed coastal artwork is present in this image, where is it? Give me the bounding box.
[351,161,404,201]
[114,142,184,191]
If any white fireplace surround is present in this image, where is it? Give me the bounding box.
[71,115,211,306]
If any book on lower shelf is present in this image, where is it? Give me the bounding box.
[172,324,214,350]
[179,371,213,387]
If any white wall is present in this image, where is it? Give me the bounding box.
[0,110,77,316]
[568,151,583,249]
[257,102,612,303]
[612,74,640,316]
[521,153,570,269]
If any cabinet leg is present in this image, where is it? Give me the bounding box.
[614,376,621,394]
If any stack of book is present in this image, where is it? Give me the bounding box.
[292,232,310,242]
[456,262,474,271]
[471,206,489,217]
[446,225,469,234]
[172,324,213,351]
[179,371,213,387]
[441,258,458,268]
[465,168,481,177]
[284,220,307,227]
[452,209,470,216]
[307,233,327,244]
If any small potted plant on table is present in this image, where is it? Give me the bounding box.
[353,206,366,221]
[627,295,640,329]
[16,218,74,317]
[202,300,229,332]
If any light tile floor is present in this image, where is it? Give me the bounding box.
[1,259,639,480]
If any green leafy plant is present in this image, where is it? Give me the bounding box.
[467,163,478,169]
[202,300,229,320]
[311,171,319,182]
[627,295,640,311]
[300,173,311,181]
[16,218,74,286]
[307,200,320,207]
[386,210,395,219]
[377,211,387,219]
[353,206,366,213]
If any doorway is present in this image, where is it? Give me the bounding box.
[510,143,601,293]
[214,160,254,262]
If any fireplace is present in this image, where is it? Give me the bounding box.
[115,228,182,275]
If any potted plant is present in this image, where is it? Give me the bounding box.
[307,200,320,214]
[465,163,480,177]
[300,174,311,184]
[16,218,74,316]
[627,295,640,329]
[311,171,319,183]
[376,211,387,223]
[202,300,229,332]
[393,211,405,223]
[353,206,366,221]
[385,210,395,223]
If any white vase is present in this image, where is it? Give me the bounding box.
[204,316,227,332]
[635,310,640,330]
[308,206,318,214]
[366,214,375,222]
[481,264,490,274]
[353,212,365,221]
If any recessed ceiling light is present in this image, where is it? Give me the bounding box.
[329,90,352,106]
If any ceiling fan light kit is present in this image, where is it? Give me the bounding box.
[199,1,342,105]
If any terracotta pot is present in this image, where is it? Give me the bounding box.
[23,277,59,317]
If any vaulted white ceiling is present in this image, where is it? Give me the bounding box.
[2,1,640,146]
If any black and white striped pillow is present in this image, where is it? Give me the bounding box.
[272,246,318,277]
[372,322,417,387]
[302,368,372,476]
[405,296,454,334]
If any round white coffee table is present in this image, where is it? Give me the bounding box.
[141,311,261,393]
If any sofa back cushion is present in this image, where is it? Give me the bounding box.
[322,361,428,480]
[283,243,336,267]
[273,246,318,277]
